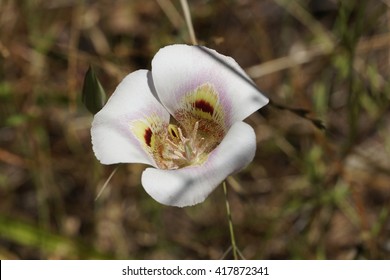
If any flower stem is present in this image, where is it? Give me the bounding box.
[223,180,238,260]
[180,0,198,45]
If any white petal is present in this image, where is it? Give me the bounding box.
[91,70,170,166]
[141,122,256,207]
[151,44,269,127]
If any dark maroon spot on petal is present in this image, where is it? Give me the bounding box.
[144,128,153,147]
[194,100,214,115]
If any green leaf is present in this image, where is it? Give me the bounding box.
[82,66,107,114]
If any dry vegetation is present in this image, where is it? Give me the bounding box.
[1,0,390,259]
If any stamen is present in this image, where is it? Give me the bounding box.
[191,121,199,143]
[184,140,193,161]
[166,138,179,149]
[177,127,186,143]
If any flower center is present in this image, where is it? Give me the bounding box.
[131,116,224,170]
[159,121,209,169]
[130,83,227,170]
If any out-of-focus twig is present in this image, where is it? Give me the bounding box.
[156,0,184,30]
[95,166,119,201]
[180,0,197,45]
[272,0,335,49]
[0,148,27,168]
[247,32,390,80]
[246,44,331,78]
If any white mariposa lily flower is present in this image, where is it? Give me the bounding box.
[91,44,268,207]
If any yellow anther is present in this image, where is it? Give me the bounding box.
[168,124,180,139]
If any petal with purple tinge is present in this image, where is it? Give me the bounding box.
[151,44,269,128]
[91,70,170,167]
[141,121,256,207]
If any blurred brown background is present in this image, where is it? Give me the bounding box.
[1,0,390,259]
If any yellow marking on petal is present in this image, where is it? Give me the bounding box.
[131,120,156,149]
[182,83,225,125]
[175,83,226,152]
[130,113,166,151]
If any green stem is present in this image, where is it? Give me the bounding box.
[223,180,238,260]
